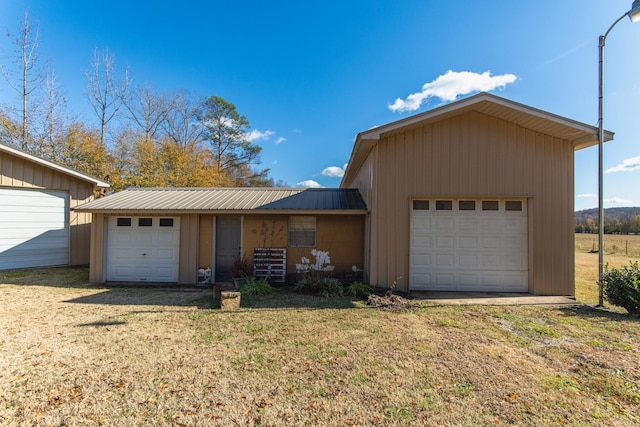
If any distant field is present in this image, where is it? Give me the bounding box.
[575,233,640,305]
[575,233,640,257]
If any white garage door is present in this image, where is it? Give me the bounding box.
[0,188,69,270]
[106,216,180,282]
[410,199,528,292]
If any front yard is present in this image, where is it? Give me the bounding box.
[1,267,638,426]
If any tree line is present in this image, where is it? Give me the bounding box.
[0,11,280,191]
[575,207,640,234]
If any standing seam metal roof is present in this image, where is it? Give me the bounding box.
[73,187,368,212]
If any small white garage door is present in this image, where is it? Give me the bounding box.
[410,199,528,292]
[106,216,180,282]
[0,187,69,270]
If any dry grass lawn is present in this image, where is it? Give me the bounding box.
[1,247,639,426]
[575,233,640,305]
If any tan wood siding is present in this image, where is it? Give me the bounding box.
[89,214,106,283]
[198,215,214,269]
[242,214,365,279]
[179,214,199,284]
[356,111,574,295]
[342,148,376,284]
[1,151,97,266]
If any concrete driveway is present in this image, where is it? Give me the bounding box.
[410,292,580,306]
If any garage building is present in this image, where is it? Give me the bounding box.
[341,92,612,296]
[0,143,109,270]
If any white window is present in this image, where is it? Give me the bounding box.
[289,216,316,247]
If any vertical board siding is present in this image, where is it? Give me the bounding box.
[89,214,105,283]
[1,152,98,266]
[198,215,214,269]
[242,215,365,278]
[178,214,199,284]
[361,111,574,295]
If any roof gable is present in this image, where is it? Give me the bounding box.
[74,187,367,213]
[342,92,613,186]
[0,143,110,188]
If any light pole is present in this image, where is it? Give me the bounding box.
[597,0,640,306]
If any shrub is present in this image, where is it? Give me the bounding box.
[240,277,278,296]
[295,276,343,298]
[601,262,640,315]
[230,256,253,278]
[344,281,373,298]
[294,249,344,297]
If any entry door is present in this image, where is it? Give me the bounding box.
[215,216,241,281]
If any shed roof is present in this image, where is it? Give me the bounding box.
[74,187,368,214]
[0,143,110,188]
[342,92,614,187]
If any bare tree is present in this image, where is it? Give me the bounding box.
[123,84,172,143]
[39,68,69,160]
[84,48,130,147]
[0,10,45,150]
[162,91,203,148]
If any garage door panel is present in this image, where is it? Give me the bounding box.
[411,235,432,249]
[134,266,154,280]
[157,232,177,244]
[502,236,525,250]
[458,237,478,249]
[435,254,454,267]
[411,254,431,266]
[410,198,528,292]
[136,232,153,244]
[106,216,179,283]
[459,274,479,286]
[457,217,478,231]
[156,248,177,262]
[435,236,454,249]
[503,255,527,269]
[434,218,454,232]
[2,210,66,225]
[0,188,69,270]
[155,267,177,281]
[480,237,501,249]
[434,273,455,286]
[459,254,478,267]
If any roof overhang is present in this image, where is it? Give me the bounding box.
[341,92,613,186]
[0,143,110,188]
[74,187,368,214]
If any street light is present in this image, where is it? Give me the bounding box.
[597,0,640,306]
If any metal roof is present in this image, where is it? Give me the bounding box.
[0,143,111,188]
[342,92,614,187]
[74,187,368,214]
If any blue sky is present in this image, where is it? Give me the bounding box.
[1,0,639,211]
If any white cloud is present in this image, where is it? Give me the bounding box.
[388,70,518,112]
[297,180,324,188]
[605,197,633,204]
[577,193,596,198]
[605,156,640,173]
[245,129,275,142]
[321,166,345,178]
[275,137,287,144]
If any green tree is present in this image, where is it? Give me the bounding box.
[197,95,266,182]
